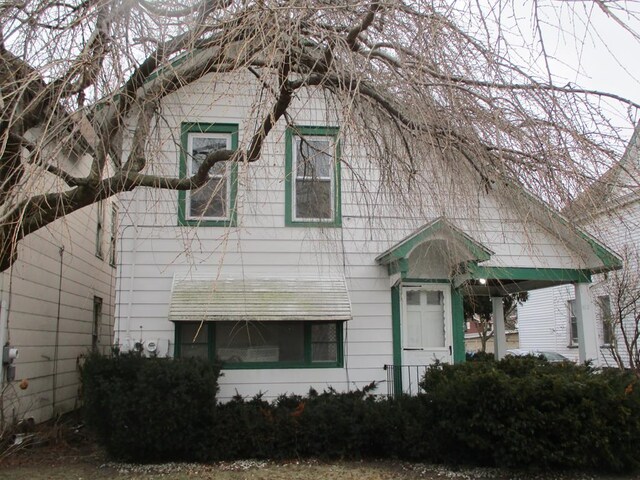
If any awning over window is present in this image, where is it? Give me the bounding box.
[169,275,352,322]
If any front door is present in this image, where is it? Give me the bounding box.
[401,284,452,391]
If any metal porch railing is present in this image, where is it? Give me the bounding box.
[383,364,429,397]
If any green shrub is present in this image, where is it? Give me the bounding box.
[81,352,220,462]
[207,383,432,461]
[82,352,640,472]
[420,356,640,472]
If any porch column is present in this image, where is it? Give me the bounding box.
[492,297,507,360]
[574,283,600,365]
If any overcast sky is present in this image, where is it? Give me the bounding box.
[532,2,640,138]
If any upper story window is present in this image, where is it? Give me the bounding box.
[178,123,238,226]
[285,126,341,226]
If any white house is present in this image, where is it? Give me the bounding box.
[115,73,621,399]
[518,128,640,366]
[0,133,117,423]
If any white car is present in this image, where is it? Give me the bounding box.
[506,349,572,363]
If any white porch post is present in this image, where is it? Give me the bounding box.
[492,297,507,360]
[574,283,600,365]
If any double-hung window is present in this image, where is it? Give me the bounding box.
[598,295,614,345]
[568,299,578,346]
[285,126,341,226]
[178,123,238,226]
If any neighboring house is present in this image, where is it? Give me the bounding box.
[465,328,519,354]
[519,128,640,366]
[115,73,620,399]
[0,132,117,424]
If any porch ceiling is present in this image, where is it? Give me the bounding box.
[452,265,592,296]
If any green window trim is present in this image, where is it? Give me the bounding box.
[178,122,239,227]
[174,321,344,370]
[285,126,342,227]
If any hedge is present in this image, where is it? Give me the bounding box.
[81,353,221,462]
[82,354,640,472]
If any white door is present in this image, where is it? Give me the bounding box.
[402,285,452,371]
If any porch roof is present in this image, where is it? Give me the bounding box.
[375,215,620,296]
[375,217,494,269]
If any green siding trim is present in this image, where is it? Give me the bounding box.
[467,265,592,283]
[174,321,343,370]
[376,217,493,266]
[391,285,403,393]
[451,287,465,364]
[285,126,342,227]
[178,123,239,227]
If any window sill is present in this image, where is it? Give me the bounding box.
[178,218,235,227]
[221,361,342,370]
[286,219,342,228]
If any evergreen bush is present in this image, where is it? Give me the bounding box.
[420,356,640,471]
[81,352,220,462]
[81,353,640,472]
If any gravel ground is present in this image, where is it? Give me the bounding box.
[2,453,639,480]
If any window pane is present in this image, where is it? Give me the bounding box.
[180,323,209,360]
[297,138,332,178]
[192,137,228,166]
[189,178,226,218]
[426,291,442,305]
[188,134,229,220]
[215,322,304,363]
[296,179,331,219]
[312,343,337,362]
[406,291,421,305]
[311,323,338,362]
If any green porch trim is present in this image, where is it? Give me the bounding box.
[391,285,403,393]
[388,258,409,276]
[285,126,342,227]
[504,182,622,272]
[178,122,239,227]
[402,278,451,284]
[466,265,592,283]
[578,234,622,272]
[376,217,493,266]
[451,287,465,364]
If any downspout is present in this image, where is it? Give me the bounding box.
[118,224,137,349]
[51,246,64,415]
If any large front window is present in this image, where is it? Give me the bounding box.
[286,126,341,226]
[178,123,238,226]
[175,321,342,368]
